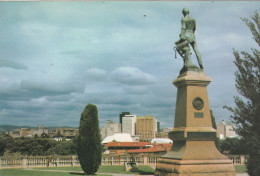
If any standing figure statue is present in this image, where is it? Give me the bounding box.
[175,8,203,70]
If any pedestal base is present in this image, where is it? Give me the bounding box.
[155,134,236,176]
[155,158,235,176]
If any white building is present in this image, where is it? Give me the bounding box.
[101,133,133,144]
[122,114,136,136]
[217,120,238,139]
[101,121,121,139]
[151,138,173,144]
[225,125,237,138]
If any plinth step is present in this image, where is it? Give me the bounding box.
[155,158,236,176]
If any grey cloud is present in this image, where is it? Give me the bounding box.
[0,1,259,127]
[123,86,150,95]
[85,68,107,81]
[20,79,84,96]
[111,67,157,85]
[0,59,28,70]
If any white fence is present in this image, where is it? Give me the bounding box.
[0,154,248,169]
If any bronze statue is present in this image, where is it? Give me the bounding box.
[175,8,203,70]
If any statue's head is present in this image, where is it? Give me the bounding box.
[182,8,189,16]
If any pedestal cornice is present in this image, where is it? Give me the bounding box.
[173,71,212,88]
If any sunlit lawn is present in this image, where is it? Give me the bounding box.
[0,165,247,176]
[0,169,111,176]
[38,165,154,174]
[0,165,155,176]
[234,165,247,173]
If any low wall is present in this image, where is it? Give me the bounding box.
[227,155,248,165]
[0,154,248,169]
[0,156,80,169]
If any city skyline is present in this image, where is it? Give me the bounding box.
[0,1,259,127]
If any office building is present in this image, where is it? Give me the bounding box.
[122,114,136,136]
[101,120,121,139]
[136,115,157,140]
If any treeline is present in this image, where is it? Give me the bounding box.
[217,137,248,155]
[0,135,78,156]
[0,135,248,157]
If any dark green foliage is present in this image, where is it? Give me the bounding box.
[0,135,14,156]
[78,104,102,175]
[47,141,77,155]
[224,11,260,176]
[0,136,77,156]
[219,137,248,154]
[41,132,49,138]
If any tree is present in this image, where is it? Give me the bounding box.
[77,104,102,175]
[219,137,248,155]
[224,11,260,176]
[41,132,49,138]
[47,141,77,155]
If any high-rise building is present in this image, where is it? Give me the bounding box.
[119,112,130,124]
[136,115,157,140]
[217,120,237,139]
[122,114,136,136]
[217,120,226,139]
[101,120,121,139]
[157,122,161,133]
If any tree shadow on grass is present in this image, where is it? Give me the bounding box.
[69,173,107,176]
[137,171,155,175]
[69,172,86,175]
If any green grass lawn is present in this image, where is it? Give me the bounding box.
[0,165,155,176]
[0,165,247,176]
[38,165,154,174]
[0,169,112,176]
[234,165,247,173]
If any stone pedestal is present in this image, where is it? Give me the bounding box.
[155,70,236,176]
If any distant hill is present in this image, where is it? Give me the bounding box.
[0,125,78,133]
[0,125,33,133]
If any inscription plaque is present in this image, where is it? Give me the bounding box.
[194,112,204,118]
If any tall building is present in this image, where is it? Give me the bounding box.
[122,114,136,136]
[217,120,226,139]
[136,115,157,140]
[217,120,237,139]
[119,112,130,124]
[157,121,161,133]
[101,120,121,139]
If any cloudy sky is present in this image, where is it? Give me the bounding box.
[0,1,259,128]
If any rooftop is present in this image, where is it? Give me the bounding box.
[105,142,150,147]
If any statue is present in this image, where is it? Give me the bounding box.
[175,8,203,72]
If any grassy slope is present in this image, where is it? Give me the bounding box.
[235,165,247,173]
[0,169,111,176]
[0,165,247,176]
